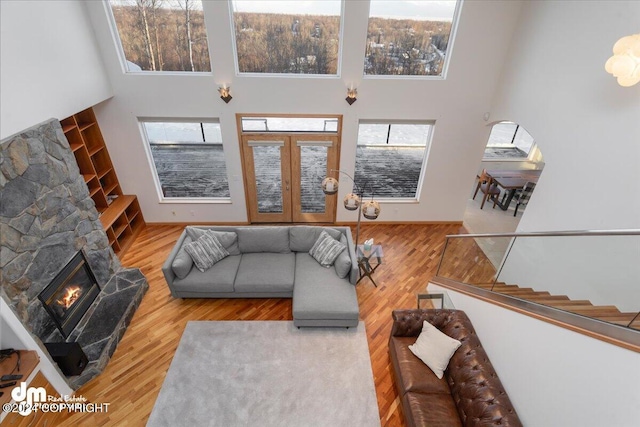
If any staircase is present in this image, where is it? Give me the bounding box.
[476,282,640,330]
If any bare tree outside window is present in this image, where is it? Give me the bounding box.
[365,0,458,76]
[231,0,341,75]
[108,0,211,72]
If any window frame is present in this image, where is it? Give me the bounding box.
[228,0,345,78]
[103,0,214,75]
[482,121,538,162]
[363,0,463,80]
[139,118,232,203]
[355,119,434,202]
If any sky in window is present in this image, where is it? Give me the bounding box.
[369,0,457,21]
[232,0,341,15]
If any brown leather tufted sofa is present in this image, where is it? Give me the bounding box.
[389,309,522,427]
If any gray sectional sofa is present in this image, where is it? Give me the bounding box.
[162,226,360,328]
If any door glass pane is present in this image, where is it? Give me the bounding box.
[253,146,283,213]
[300,146,327,213]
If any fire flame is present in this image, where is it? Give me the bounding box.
[56,285,82,309]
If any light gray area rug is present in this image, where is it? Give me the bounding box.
[147,321,380,427]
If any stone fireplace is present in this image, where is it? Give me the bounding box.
[0,118,148,389]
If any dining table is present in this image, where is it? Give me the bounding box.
[484,169,541,210]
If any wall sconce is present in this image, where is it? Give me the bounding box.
[218,85,232,103]
[605,34,640,87]
[346,87,357,105]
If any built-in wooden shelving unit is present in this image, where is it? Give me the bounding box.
[61,108,145,256]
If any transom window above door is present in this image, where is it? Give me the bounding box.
[240,116,339,133]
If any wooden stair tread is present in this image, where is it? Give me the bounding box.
[477,281,638,331]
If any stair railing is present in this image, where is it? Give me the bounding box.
[433,229,640,350]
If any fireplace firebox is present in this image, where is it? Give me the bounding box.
[38,251,101,338]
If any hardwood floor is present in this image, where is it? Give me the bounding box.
[37,223,464,426]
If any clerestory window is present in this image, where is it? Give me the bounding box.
[107,0,212,73]
[365,0,461,77]
[230,0,342,75]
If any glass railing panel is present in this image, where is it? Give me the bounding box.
[437,232,640,331]
[436,236,514,287]
[497,234,640,330]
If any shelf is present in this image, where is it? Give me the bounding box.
[60,117,77,134]
[87,145,104,156]
[61,107,145,257]
[104,182,119,196]
[127,208,140,221]
[78,121,95,132]
[106,228,116,245]
[100,195,135,228]
[96,165,112,179]
[113,222,129,238]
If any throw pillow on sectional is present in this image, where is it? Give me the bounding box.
[172,238,194,279]
[186,227,240,255]
[184,230,230,272]
[309,230,346,267]
[333,234,351,279]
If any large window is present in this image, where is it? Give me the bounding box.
[365,0,459,77]
[107,0,211,72]
[484,122,536,160]
[231,0,342,75]
[354,122,432,199]
[142,121,230,199]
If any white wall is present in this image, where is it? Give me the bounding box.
[486,1,640,311]
[0,0,112,140]
[429,284,640,427]
[84,0,522,223]
[1,298,73,397]
[490,0,640,232]
[0,0,111,392]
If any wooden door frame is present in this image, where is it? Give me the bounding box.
[237,114,342,224]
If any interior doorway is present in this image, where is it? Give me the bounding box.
[238,115,341,223]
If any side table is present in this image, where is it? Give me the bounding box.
[356,245,383,287]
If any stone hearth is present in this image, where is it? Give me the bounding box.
[0,118,147,389]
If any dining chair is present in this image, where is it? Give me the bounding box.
[513,182,536,216]
[473,169,501,209]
